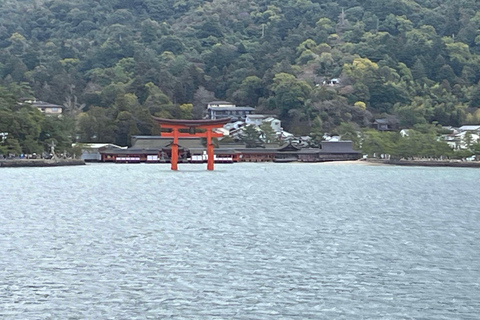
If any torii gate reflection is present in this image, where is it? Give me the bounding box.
[152,117,231,170]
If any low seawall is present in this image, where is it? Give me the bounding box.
[368,159,480,168]
[0,159,86,167]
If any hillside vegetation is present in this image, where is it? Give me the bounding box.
[1,0,480,153]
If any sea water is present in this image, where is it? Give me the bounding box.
[1,162,479,319]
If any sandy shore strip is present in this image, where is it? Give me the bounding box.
[312,160,384,165]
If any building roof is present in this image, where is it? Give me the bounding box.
[246,114,267,119]
[214,148,241,154]
[373,118,389,124]
[130,136,172,149]
[320,141,360,154]
[208,101,233,105]
[73,143,126,150]
[28,100,64,108]
[208,106,255,111]
[277,142,301,152]
[459,125,480,131]
[236,148,278,154]
[151,117,231,127]
[218,142,248,149]
[131,136,206,150]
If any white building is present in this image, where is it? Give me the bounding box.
[444,131,480,150]
[245,114,267,126]
[245,114,283,132]
[207,101,254,121]
[264,117,283,132]
[459,125,480,133]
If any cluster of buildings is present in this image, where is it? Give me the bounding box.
[19,98,480,162]
[77,101,361,163]
[93,136,360,164]
[398,125,480,151]
[441,125,480,150]
[207,101,295,142]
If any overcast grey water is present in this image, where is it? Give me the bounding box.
[1,162,479,319]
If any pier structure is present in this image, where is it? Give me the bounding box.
[152,117,230,170]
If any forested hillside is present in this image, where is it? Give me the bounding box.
[1,0,480,152]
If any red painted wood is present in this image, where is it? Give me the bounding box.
[171,128,178,170]
[152,117,226,170]
[160,132,223,138]
[207,129,214,171]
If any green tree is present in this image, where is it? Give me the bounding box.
[233,76,263,107]
[77,107,117,142]
[269,73,311,118]
[259,122,278,144]
[240,124,262,148]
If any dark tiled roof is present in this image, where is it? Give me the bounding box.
[236,148,277,154]
[218,143,248,149]
[131,136,206,150]
[131,136,171,149]
[215,148,240,154]
[297,148,321,154]
[177,138,206,149]
[277,142,301,152]
[320,141,360,154]
[374,118,389,124]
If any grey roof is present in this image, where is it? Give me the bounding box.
[215,148,241,154]
[264,143,284,149]
[30,100,64,108]
[218,142,248,149]
[177,138,206,149]
[320,141,360,154]
[131,136,172,149]
[236,148,277,154]
[209,106,255,111]
[208,101,233,105]
[459,125,480,131]
[297,148,321,154]
[374,118,389,124]
[277,143,301,152]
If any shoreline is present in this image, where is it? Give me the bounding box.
[2,158,479,168]
[0,159,86,168]
[366,159,480,168]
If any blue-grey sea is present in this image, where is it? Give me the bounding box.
[1,162,479,319]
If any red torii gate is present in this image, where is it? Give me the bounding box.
[152,116,230,171]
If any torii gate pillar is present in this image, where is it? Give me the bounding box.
[206,129,214,171]
[152,117,230,171]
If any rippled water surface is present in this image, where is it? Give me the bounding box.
[1,162,480,319]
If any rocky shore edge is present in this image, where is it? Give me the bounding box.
[0,159,86,167]
[367,158,480,168]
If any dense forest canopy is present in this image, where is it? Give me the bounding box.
[1,0,480,153]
